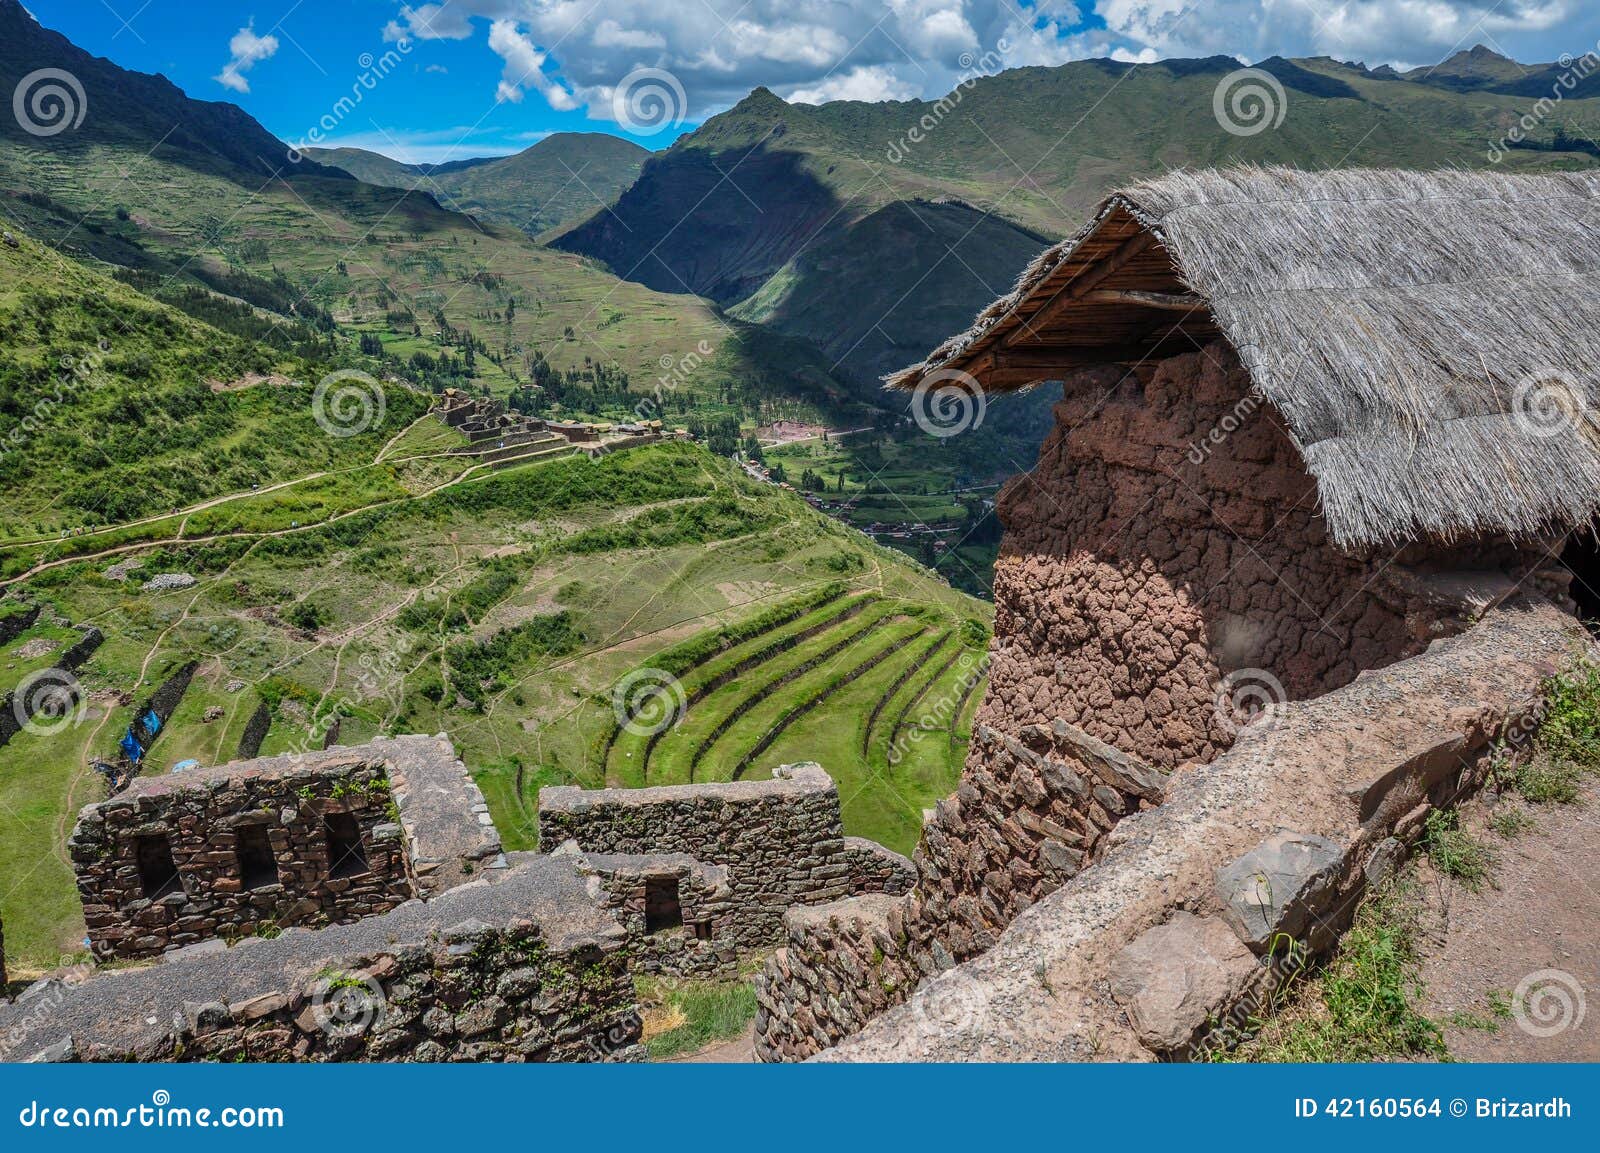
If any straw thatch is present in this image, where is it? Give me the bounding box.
[887,167,1600,550]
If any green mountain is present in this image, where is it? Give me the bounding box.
[558,51,1600,390]
[305,133,650,236]
[0,0,340,181]
[0,0,856,433]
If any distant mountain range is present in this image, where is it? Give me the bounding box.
[304,134,649,237]
[550,48,1600,390]
[5,0,1599,415]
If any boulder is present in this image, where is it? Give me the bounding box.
[1215,831,1345,951]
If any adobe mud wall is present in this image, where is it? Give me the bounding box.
[981,344,1544,770]
[0,856,641,1063]
[539,763,914,954]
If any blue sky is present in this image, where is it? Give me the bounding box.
[22,2,1600,163]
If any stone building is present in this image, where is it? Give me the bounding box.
[539,763,915,977]
[756,168,1600,1060]
[69,736,504,960]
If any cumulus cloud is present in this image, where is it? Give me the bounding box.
[488,19,578,109]
[789,65,922,105]
[379,1,1597,122]
[214,21,279,94]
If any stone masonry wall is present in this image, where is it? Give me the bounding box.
[0,856,641,1063]
[0,626,104,751]
[755,721,1169,1060]
[815,596,1582,1061]
[979,343,1528,770]
[539,763,912,950]
[71,756,412,960]
[752,343,1562,1062]
[570,850,740,978]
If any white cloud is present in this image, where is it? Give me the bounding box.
[488,19,579,109]
[379,1,1598,123]
[384,3,478,43]
[788,65,922,105]
[310,127,522,165]
[592,19,666,50]
[214,21,279,95]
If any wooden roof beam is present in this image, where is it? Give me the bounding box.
[1002,227,1160,347]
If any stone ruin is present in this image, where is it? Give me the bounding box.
[69,736,503,961]
[540,764,915,978]
[433,389,670,460]
[748,341,1587,1062]
[2,744,909,1061]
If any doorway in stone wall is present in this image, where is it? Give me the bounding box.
[135,833,181,899]
[324,812,370,879]
[1561,529,1600,626]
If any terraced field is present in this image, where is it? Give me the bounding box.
[601,585,986,849]
[0,441,988,974]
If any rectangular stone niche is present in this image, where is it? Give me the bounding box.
[235,824,279,891]
[645,876,683,934]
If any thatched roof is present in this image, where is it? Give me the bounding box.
[887,167,1600,550]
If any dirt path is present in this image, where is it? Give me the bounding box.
[1416,778,1600,1061]
[666,1024,756,1063]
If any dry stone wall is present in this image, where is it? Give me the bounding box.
[0,626,103,750]
[539,763,915,954]
[569,850,740,977]
[754,721,1168,1061]
[70,756,411,960]
[754,342,1567,1062]
[0,856,641,1063]
[815,596,1582,1061]
[69,737,504,961]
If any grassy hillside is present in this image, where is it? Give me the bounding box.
[307,133,650,237]
[0,0,857,433]
[0,225,431,533]
[0,441,988,973]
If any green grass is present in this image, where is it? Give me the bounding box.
[1232,881,1448,1063]
[0,443,990,972]
[637,975,759,1060]
[1421,809,1495,891]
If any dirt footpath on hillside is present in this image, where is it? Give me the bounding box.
[1416,781,1599,1061]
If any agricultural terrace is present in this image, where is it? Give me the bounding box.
[0,440,988,975]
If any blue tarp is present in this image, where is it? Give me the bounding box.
[120,730,144,763]
[140,709,162,738]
